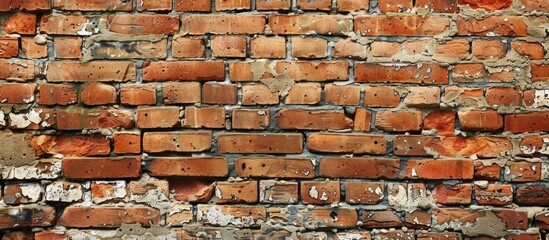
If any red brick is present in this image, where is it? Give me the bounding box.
[393,135,429,156]
[242,84,279,105]
[325,84,360,106]
[424,136,512,158]
[142,61,224,81]
[505,161,541,182]
[515,185,549,206]
[300,181,340,204]
[63,157,141,179]
[332,39,368,59]
[143,131,212,153]
[457,16,528,36]
[108,14,179,35]
[291,37,328,58]
[138,0,172,11]
[275,109,352,130]
[34,230,67,240]
[3,13,36,35]
[0,59,35,81]
[297,207,358,229]
[285,83,321,104]
[404,86,440,108]
[31,135,110,156]
[345,182,384,204]
[232,108,270,130]
[160,82,199,105]
[120,84,156,106]
[521,0,549,12]
[297,0,331,10]
[434,208,528,231]
[424,110,456,136]
[256,0,290,9]
[0,37,19,58]
[2,0,51,11]
[81,83,116,105]
[137,106,180,129]
[172,37,205,58]
[148,157,228,177]
[355,63,448,84]
[375,110,422,132]
[472,39,507,60]
[518,135,549,156]
[53,0,132,11]
[170,179,215,202]
[434,183,472,205]
[21,36,47,59]
[458,0,513,10]
[0,83,36,104]
[370,41,400,57]
[355,15,450,36]
[40,14,98,35]
[59,206,160,228]
[269,15,352,35]
[276,61,349,81]
[405,211,431,229]
[531,64,549,82]
[216,0,250,10]
[175,0,211,11]
[114,133,141,154]
[362,210,402,228]
[364,86,400,107]
[534,211,549,230]
[458,110,503,132]
[354,108,372,132]
[511,41,545,60]
[415,0,458,13]
[404,159,474,179]
[435,39,470,60]
[211,36,247,58]
[475,184,513,205]
[505,112,549,133]
[417,232,461,240]
[182,15,265,34]
[183,106,225,128]
[320,157,400,179]
[0,205,56,229]
[379,0,412,12]
[54,37,82,59]
[46,61,135,82]
[402,40,429,55]
[203,83,238,104]
[453,63,515,83]
[250,36,286,59]
[218,133,303,153]
[337,0,369,11]
[215,181,258,203]
[235,157,315,178]
[474,161,502,180]
[38,83,77,105]
[308,133,387,154]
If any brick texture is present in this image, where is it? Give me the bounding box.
[0,1,548,239]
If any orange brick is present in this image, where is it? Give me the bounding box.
[175,0,211,11]
[235,157,315,179]
[143,61,225,82]
[81,83,117,105]
[215,0,250,10]
[355,63,448,84]
[435,39,470,60]
[114,133,141,154]
[337,0,369,12]
[325,84,360,106]
[345,182,384,204]
[375,110,422,132]
[217,133,303,154]
[320,157,400,179]
[434,183,472,205]
[38,83,77,105]
[472,39,507,60]
[300,181,340,204]
[297,0,331,10]
[172,37,205,58]
[292,37,328,58]
[423,110,455,136]
[162,82,201,104]
[354,108,372,132]
[0,83,36,104]
[256,0,290,9]
[505,161,541,182]
[54,37,82,59]
[136,106,181,129]
[59,206,160,228]
[3,13,36,35]
[53,0,132,10]
[21,36,47,59]
[63,157,141,179]
[379,0,413,12]
[458,110,503,132]
[269,15,352,35]
[307,133,387,154]
[137,0,172,11]
[108,14,178,35]
[149,157,228,177]
[46,61,135,82]
[364,86,401,107]
[404,87,440,108]
[459,0,512,10]
[183,106,226,128]
[215,181,258,203]
[120,84,157,106]
[285,83,321,104]
[457,16,527,36]
[260,180,298,204]
[203,83,238,104]
[182,15,266,34]
[355,15,450,36]
[242,84,279,105]
[143,131,213,153]
[250,36,286,59]
[475,184,513,205]
[232,108,270,130]
[415,0,459,13]
[210,36,247,58]
[332,39,368,59]
[485,87,521,106]
[370,41,400,57]
[275,108,353,130]
[404,159,474,179]
[0,36,19,58]
[276,61,348,81]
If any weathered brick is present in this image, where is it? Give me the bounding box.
[332,39,368,59]
[379,0,413,12]
[90,181,127,203]
[56,107,134,130]
[21,36,47,58]
[53,0,132,11]
[297,0,331,10]
[364,86,401,107]
[472,39,507,60]
[81,83,117,105]
[218,133,303,153]
[45,181,83,203]
[404,159,474,179]
[256,0,290,10]
[457,16,528,36]
[475,183,513,205]
[0,83,36,104]
[40,14,99,35]
[423,136,512,158]
[453,63,515,83]
[0,205,56,229]
[3,13,36,35]
[34,230,67,240]
[355,63,448,84]
[354,108,372,132]
[269,15,352,35]
[175,0,211,11]
[285,83,321,104]
[292,37,328,58]
[143,61,224,81]
[434,38,470,60]
[511,41,545,60]
[149,157,228,177]
[458,110,503,132]
[515,185,549,206]
[308,133,387,154]
[434,183,472,205]
[242,84,279,105]
[31,135,110,156]
[235,157,315,178]
[300,181,340,204]
[276,60,349,81]
[505,112,549,133]
[38,83,77,105]
[46,61,135,82]
[216,181,258,203]
[275,109,353,130]
[138,0,172,11]
[162,82,201,104]
[325,84,361,106]
[59,206,160,228]
[320,157,400,179]
[63,157,141,179]
[113,133,141,154]
[216,0,250,10]
[211,36,247,58]
[362,210,402,228]
[54,37,82,59]
[404,86,440,108]
[107,14,178,34]
[88,39,168,60]
[459,0,513,10]
[345,182,384,204]
[505,161,541,182]
[0,36,20,58]
[474,161,502,180]
[4,182,42,205]
[355,15,450,36]
[423,110,456,136]
[232,108,270,130]
[166,204,193,226]
[250,36,286,59]
[172,37,205,58]
[203,83,238,104]
[136,106,180,129]
[370,41,400,57]
[143,131,212,153]
[120,84,157,106]
[197,205,266,227]
[375,110,423,132]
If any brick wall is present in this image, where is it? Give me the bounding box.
[0,0,548,239]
